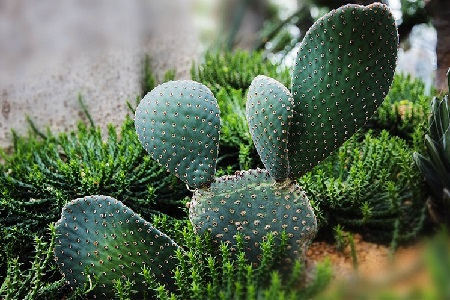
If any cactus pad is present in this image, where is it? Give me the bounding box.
[135,80,220,189]
[247,76,294,181]
[189,169,317,265]
[289,3,398,177]
[54,195,181,298]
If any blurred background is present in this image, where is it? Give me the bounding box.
[0,0,446,148]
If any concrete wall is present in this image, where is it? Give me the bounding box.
[0,0,200,148]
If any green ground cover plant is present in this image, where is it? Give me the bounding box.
[366,73,434,145]
[300,130,427,245]
[191,50,291,96]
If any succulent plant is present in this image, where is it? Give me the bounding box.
[288,2,398,178]
[413,69,450,226]
[135,80,221,189]
[54,3,398,298]
[138,2,398,265]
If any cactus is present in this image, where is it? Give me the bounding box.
[287,2,398,177]
[53,3,399,297]
[139,3,396,266]
[134,80,220,189]
[247,76,294,181]
[54,195,181,298]
[189,168,316,267]
[413,69,450,227]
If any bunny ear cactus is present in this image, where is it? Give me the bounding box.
[135,79,317,267]
[189,169,316,267]
[53,3,399,297]
[54,195,181,298]
[134,80,220,189]
[288,2,398,177]
[136,3,397,268]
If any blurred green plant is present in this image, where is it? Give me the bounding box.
[300,130,427,245]
[366,73,434,146]
[424,229,450,300]
[191,50,290,96]
[413,69,450,227]
[141,55,176,97]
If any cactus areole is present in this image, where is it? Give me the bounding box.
[54,3,398,298]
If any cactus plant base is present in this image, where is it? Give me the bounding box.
[189,169,317,266]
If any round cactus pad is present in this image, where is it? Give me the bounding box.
[189,169,317,266]
[135,80,220,189]
[247,76,294,181]
[54,195,181,298]
[289,3,398,177]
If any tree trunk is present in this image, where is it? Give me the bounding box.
[427,0,450,91]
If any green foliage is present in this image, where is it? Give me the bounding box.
[142,218,332,300]
[191,50,291,96]
[414,70,450,227]
[1,115,187,217]
[367,73,433,145]
[0,112,188,286]
[0,224,66,300]
[215,88,260,171]
[215,88,251,148]
[300,130,427,244]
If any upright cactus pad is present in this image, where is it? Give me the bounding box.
[54,195,181,299]
[135,80,221,189]
[247,76,294,181]
[189,169,317,265]
[289,3,398,177]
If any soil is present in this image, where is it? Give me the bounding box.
[305,234,432,298]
